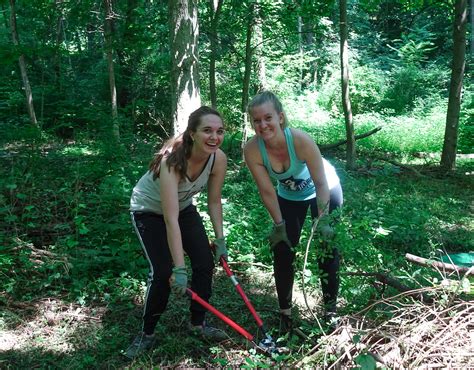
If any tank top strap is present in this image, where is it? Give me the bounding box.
[284,128,298,163]
[257,137,271,169]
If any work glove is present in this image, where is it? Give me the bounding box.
[315,216,335,241]
[268,220,291,251]
[212,237,228,263]
[170,265,188,296]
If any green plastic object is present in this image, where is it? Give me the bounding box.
[440,253,474,268]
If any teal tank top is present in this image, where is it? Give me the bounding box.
[257,128,316,201]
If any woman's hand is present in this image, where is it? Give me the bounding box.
[212,237,228,263]
[170,265,188,295]
[268,220,291,250]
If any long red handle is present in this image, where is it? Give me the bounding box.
[186,288,254,341]
[220,258,264,328]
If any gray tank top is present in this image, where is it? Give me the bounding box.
[130,153,216,214]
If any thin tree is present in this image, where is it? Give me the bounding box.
[104,0,120,141]
[169,0,201,134]
[240,1,255,155]
[209,0,223,109]
[254,2,266,92]
[339,0,356,170]
[9,0,38,127]
[440,0,467,171]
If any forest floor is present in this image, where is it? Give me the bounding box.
[1,135,473,368]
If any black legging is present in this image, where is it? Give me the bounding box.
[131,205,215,335]
[273,183,343,312]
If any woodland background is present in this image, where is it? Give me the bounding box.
[1,0,473,368]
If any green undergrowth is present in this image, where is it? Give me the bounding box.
[1,125,472,368]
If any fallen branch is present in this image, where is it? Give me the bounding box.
[319,126,382,150]
[405,253,474,275]
[345,271,433,303]
[376,157,427,177]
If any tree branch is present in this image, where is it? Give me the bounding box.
[319,126,382,150]
[405,253,473,275]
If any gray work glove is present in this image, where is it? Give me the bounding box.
[315,216,335,241]
[268,220,291,251]
[212,237,228,263]
[170,265,188,296]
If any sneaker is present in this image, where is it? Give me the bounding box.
[122,332,156,359]
[188,322,227,342]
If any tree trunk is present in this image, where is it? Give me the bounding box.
[104,0,120,141]
[298,16,304,91]
[240,2,254,155]
[169,0,201,135]
[440,0,467,171]
[339,0,356,170]
[254,5,266,92]
[209,0,223,109]
[9,0,38,127]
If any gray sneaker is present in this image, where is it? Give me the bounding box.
[188,322,227,342]
[122,333,156,359]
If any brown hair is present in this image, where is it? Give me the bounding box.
[149,106,223,180]
[247,90,288,128]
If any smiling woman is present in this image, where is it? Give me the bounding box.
[124,106,229,359]
[244,91,343,331]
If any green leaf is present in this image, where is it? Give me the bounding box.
[5,214,18,222]
[355,353,377,370]
[353,334,361,344]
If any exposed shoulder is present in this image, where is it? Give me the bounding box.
[243,135,259,154]
[290,128,319,160]
[211,148,227,175]
[243,136,262,164]
[215,148,227,164]
[289,127,314,146]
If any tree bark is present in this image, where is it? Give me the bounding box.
[169,0,201,135]
[240,2,255,155]
[208,0,223,109]
[440,0,467,171]
[104,0,120,141]
[406,253,473,275]
[254,5,266,92]
[241,2,254,114]
[339,0,356,170]
[9,0,38,127]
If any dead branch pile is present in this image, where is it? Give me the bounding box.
[296,287,474,369]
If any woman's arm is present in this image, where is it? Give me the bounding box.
[294,129,330,216]
[244,139,283,223]
[159,157,185,267]
[207,149,227,239]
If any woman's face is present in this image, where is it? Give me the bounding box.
[249,102,284,140]
[191,114,225,154]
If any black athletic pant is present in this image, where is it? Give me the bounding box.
[131,205,214,335]
[273,183,343,312]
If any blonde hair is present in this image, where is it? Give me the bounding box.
[247,91,288,128]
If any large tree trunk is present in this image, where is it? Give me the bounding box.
[440,0,467,171]
[209,0,223,109]
[9,0,38,127]
[104,0,120,141]
[339,0,355,170]
[169,0,201,135]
